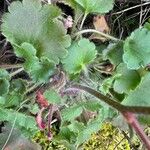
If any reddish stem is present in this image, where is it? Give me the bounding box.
[36,91,49,108]
[122,112,150,150]
[69,85,150,148]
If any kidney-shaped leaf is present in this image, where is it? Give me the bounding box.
[113,63,140,94]
[122,73,150,106]
[123,28,150,69]
[2,0,71,64]
[62,38,97,74]
[74,0,114,14]
[16,43,55,82]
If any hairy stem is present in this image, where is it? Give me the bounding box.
[72,85,150,114]
[74,29,119,41]
[122,112,150,149]
[70,85,150,148]
[79,13,87,30]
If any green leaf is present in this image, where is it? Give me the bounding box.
[31,57,55,83]
[0,79,10,96]
[16,43,55,82]
[10,79,27,94]
[4,91,23,107]
[62,105,83,121]
[61,0,81,10]
[103,42,124,66]
[60,0,84,24]
[122,73,150,106]
[100,74,120,95]
[113,63,140,94]
[76,112,103,146]
[62,38,97,74]
[29,104,39,115]
[0,69,10,96]
[3,79,26,107]
[76,106,114,146]
[68,121,85,134]
[83,100,101,111]
[44,89,61,104]
[0,97,5,105]
[144,22,150,30]
[56,127,76,143]
[74,0,114,14]
[2,0,71,64]
[0,69,10,79]
[123,28,150,69]
[15,42,39,71]
[0,108,38,130]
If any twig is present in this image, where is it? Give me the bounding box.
[1,99,30,150]
[25,83,42,95]
[79,13,87,30]
[4,0,10,5]
[139,1,143,28]
[121,130,137,150]
[1,117,17,150]
[141,7,150,25]
[0,64,22,69]
[74,29,119,41]
[113,1,150,15]
[10,67,24,77]
[113,137,125,150]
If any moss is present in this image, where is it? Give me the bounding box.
[32,130,67,150]
[82,122,130,150]
[33,122,148,150]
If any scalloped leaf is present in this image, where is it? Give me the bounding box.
[103,42,124,66]
[0,69,10,96]
[123,28,150,69]
[60,0,80,10]
[0,108,38,130]
[68,121,85,134]
[62,38,97,74]
[100,74,120,95]
[62,105,83,121]
[74,0,114,14]
[76,106,113,146]
[113,63,140,94]
[122,73,150,106]
[44,89,61,104]
[16,43,55,82]
[56,127,76,143]
[15,43,39,71]
[30,57,55,83]
[4,79,27,107]
[2,0,71,64]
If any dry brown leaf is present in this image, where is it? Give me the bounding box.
[90,15,110,42]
